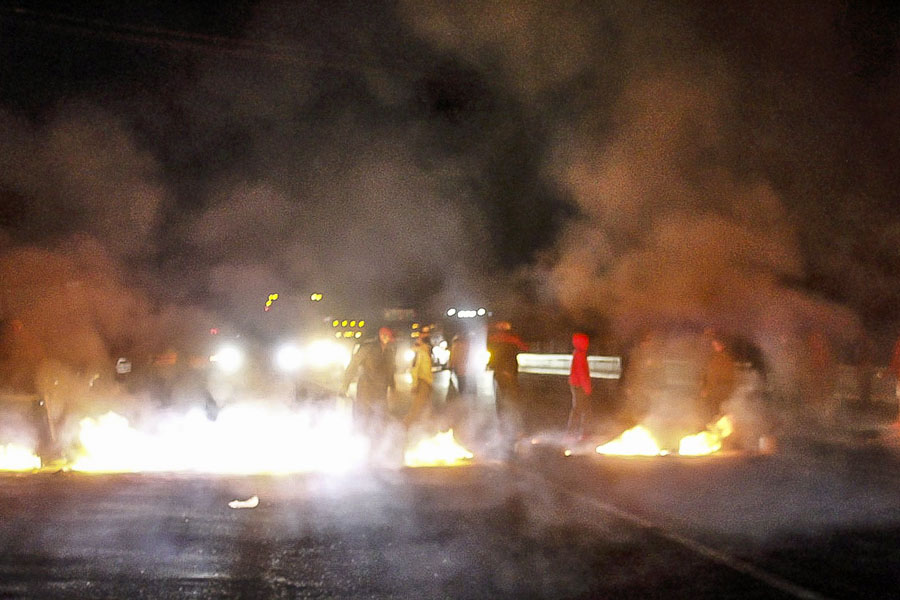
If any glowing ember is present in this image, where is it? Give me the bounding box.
[596,425,665,456]
[678,415,734,456]
[0,443,41,471]
[404,429,474,467]
[69,406,369,474]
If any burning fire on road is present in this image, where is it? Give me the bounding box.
[0,443,41,471]
[0,407,478,474]
[596,415,735,457]
[404,429,474,468]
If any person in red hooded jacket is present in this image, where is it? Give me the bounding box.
[567,332,592,441]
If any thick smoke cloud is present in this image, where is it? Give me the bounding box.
[549,75,861,344]
[146,3,501,325]
[401,0,611,102]
[397,0,897,441]
[0,0,897,416]
[0,237,218,389]
[400,1,872,346]
[0,1,497,370]
[0,106,163,258]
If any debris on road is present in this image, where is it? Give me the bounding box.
[228,495,259,509]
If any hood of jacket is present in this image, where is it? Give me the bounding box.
[572,333,589,352]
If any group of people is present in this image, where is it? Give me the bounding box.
[339,319,597,444]
[339,324,443,433]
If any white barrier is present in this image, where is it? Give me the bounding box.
[515,353,622,379]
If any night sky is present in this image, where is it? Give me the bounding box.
[1,0,899,360]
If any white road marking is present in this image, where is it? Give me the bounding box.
[519,468,832,600]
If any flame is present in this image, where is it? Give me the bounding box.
[596,425,665,456]
[69,406,369,474]
[404,429,474,467]
[678,415,734,456]
[596,416,735,458]
[0,443,41,471]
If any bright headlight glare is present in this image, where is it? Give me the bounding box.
[433,346,450,365]
[210,345,243,373]
[275,343,303,372]
[307,339,352,369]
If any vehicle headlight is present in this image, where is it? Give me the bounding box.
[210,345,243,374]
[307,339,352,369]
[274,343,303,372]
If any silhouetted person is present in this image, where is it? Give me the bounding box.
[853,334,875,408]
[487,321,528,438]
[620,330,662,425]
[891,334,900,423]
[31,395,54,466]
[342,327,397,432]
[447,332,472,399]
[700,335,736,422]
[802,330,837,422]
[203,389,220,421]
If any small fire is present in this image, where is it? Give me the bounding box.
[596,425,666,456]
[678,415,734,456]
[0,443,41,471]
[597,416,734,457]
[404,429,474,467]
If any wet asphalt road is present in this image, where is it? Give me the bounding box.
[3,370,900,599]
[3,440,900,600]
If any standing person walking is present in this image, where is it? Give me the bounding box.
[566,333,592,442]
[405,332,434,429]
[487,321,528,439]
[447,332,472,400]
[341,327,397,433]
[699,334,736,423]
[891,333,900,425]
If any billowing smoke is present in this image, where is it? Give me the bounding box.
[0,106,163,258]
[545,72,861,344]
[400,0,876,433]
[1,0,897,457]
[190,138,492,333]
[0,235,223,443]
[0,0,496,429]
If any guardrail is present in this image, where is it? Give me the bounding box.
[513,356,898,406]
[516,353,622,379]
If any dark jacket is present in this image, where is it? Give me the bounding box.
[487,330,528,376]
[342,339,396,401]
